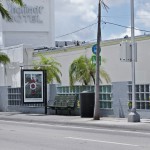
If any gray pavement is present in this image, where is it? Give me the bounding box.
[0,112,150,132]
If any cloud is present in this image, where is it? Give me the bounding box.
[136,2,150,27]
[55,0,98,41]
[108,28,142,40]
[55,0,97,22]
[55,0,130,41]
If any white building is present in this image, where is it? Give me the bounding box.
[33,35,150,86]
[0,44,33,87]
[0,0,55,48]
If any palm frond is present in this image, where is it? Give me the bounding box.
[69,55,111,86]
[0,52,10,65]
[33,54,62,84]
[100,67,111,83]
[11,0,24,6]
[0,3,12,21]
[0,0,23,21]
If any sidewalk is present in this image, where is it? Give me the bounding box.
[0,112,150,132]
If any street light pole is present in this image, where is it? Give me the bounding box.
[128,0,140,122]
[131,0,136,110]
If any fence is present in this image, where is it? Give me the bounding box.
[4,82,150,118]
[128,83,150,110]
[56,85,112,109]
[8,87,44,107]
[8,85,112,109]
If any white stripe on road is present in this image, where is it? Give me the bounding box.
[0,119,150,136]
[65,137,140,147]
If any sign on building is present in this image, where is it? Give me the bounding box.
[0,0,55,48]
[120,41,137,62]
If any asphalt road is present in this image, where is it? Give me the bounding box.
[0,120,150,150]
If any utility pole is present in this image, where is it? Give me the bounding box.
[128,0,140,122]
[93,0,101,120]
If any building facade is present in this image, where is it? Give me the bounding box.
[0,44,33,87]
[1,35,150,88]
[33,35,150,86]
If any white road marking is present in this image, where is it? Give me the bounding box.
[0,119,150,136]
[65,137,140,147]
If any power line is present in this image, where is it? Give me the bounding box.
[55,20,150,39]
[55,22,97,39]
[102,15,150,19]
[102,20,130,29]
[102,20,150,33]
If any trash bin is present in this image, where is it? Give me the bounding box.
[80,91,95,117]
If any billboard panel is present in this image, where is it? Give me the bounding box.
[22,70,46,103]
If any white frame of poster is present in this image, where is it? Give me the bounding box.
[21,70,45,103]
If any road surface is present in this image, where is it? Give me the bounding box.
[0,120,150,150]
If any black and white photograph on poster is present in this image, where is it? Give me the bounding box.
[22,70,44,103]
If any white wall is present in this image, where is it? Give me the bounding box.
[102,39,150,84]
[33,38,150,85]
[0,0,55,48]
[0,44,33,87]
[2,37,149,87]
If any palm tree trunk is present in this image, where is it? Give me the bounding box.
[91,74,95,84]
[84,80,88,85]
[4,65,7,85]
[93,0,101,120]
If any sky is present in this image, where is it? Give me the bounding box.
[1,0,150,45]
[55,0,150,42]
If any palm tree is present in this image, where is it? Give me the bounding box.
[0,52,10,64]
[33,54,62,84]
[0,0,23,21]
[69,56,90,86]
[0,52,10,85]
[69,55,111,86]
